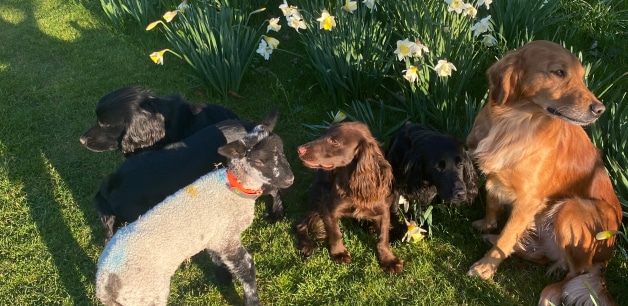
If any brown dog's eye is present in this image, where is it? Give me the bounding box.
[328,138,339,146]
[552,70,565,78]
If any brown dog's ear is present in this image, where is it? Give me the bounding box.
[487,50,521,105]
[349,138,393,207]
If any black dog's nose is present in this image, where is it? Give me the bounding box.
[590,102,605,117]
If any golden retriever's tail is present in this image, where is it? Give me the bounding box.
[562,263,617,306]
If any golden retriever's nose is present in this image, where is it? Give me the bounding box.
[590,102,606,117]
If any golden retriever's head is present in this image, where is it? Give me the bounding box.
[487,40,605,125]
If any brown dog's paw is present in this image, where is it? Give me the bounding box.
[466,260,497,280]
[380,257,404,274]
[330,250,352,264]
[299,241,315,257]
[472,219,498,233]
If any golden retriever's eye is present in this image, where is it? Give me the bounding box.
[552,69,566,78]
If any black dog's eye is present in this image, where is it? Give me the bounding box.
[436,160,446,171]
[552,69,565,78]
[455,156,463,168]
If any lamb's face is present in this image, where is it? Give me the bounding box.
[246,135,294,189]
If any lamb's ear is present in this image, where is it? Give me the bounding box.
[259,107,279,132]
[218,141,247,158]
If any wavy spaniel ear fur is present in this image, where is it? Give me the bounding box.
[487,50,521,105]
[462,152,479,204]
[120,110,165,154]
[349,138,393,207]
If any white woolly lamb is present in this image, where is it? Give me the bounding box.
[95,110,293,306]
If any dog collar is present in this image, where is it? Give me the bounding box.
[226,169,263,198]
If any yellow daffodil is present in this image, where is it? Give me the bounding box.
[394,38,415,61]
[263,36,280,49]
[477,0,492,10]
[149,49,173,65]
[342,0,358,13]
[362,0,377,12]
[481,34,497,47]
[403,66,419,83]
[267,17,282,33]
[256,39,273,60]
[445,0,465,14]
[162,10,178,22]
[596,230,620,240]
[333,111,346,123]
[287,15,306,32]
[316,10,336,31]
[402,219,427,243]
[470,15,492,37]
[146,20,164,31]
[434,59,456,77]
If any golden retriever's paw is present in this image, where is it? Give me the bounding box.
[331,250,352,264]
[472,219,498,233]
[380,257,404,274]
[467,260,497,280]
[482,234,499,245]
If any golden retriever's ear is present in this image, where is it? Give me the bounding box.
[487,52,521,105]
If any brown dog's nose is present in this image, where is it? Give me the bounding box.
[590,102,605,117]
[297,146,306,156]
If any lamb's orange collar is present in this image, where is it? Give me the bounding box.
[226,169,263,198]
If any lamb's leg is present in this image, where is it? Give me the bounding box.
[206,250,233,285]
[220,242,260,306]
[264,188,284,222]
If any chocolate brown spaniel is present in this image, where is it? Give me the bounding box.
[295,121,403,274]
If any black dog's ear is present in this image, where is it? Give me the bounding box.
[462,151,479,204]
[120,110,165,154]
[218,141,247,159]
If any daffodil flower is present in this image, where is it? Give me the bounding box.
[263,36,280,49]
[477,0,493,10]
[267,17,282,33]
[470,15,492,37]
[149,49,179,65]
[362,0,377,12]
[316,10,336,31]
[279,1,300,18]
[596,230,620,240]
[342,0,358,13]
[333,111,346,123]
[394,38,415,61]
[177,0,189,11]
[256,39,273,60]
[445,0,465,14]
[463,3,477,18]
[146,20,164,31]
[481,34,497,47]
[434,59,456,77]
[413,40,429,58]
[403,66,419,83]
[162,10,178,22]
[287,15,306,32]
[402,219,427,243]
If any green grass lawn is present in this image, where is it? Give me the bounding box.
[1,0,626,305]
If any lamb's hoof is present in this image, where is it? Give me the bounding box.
[331,250,351,264]
[380,257,404,274]
[467,260,497,280]
[472,219,497,233]
[264,210,284,223]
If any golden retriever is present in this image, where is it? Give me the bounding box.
[466,40,622,306]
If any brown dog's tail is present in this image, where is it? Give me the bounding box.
[562,263,617,306]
